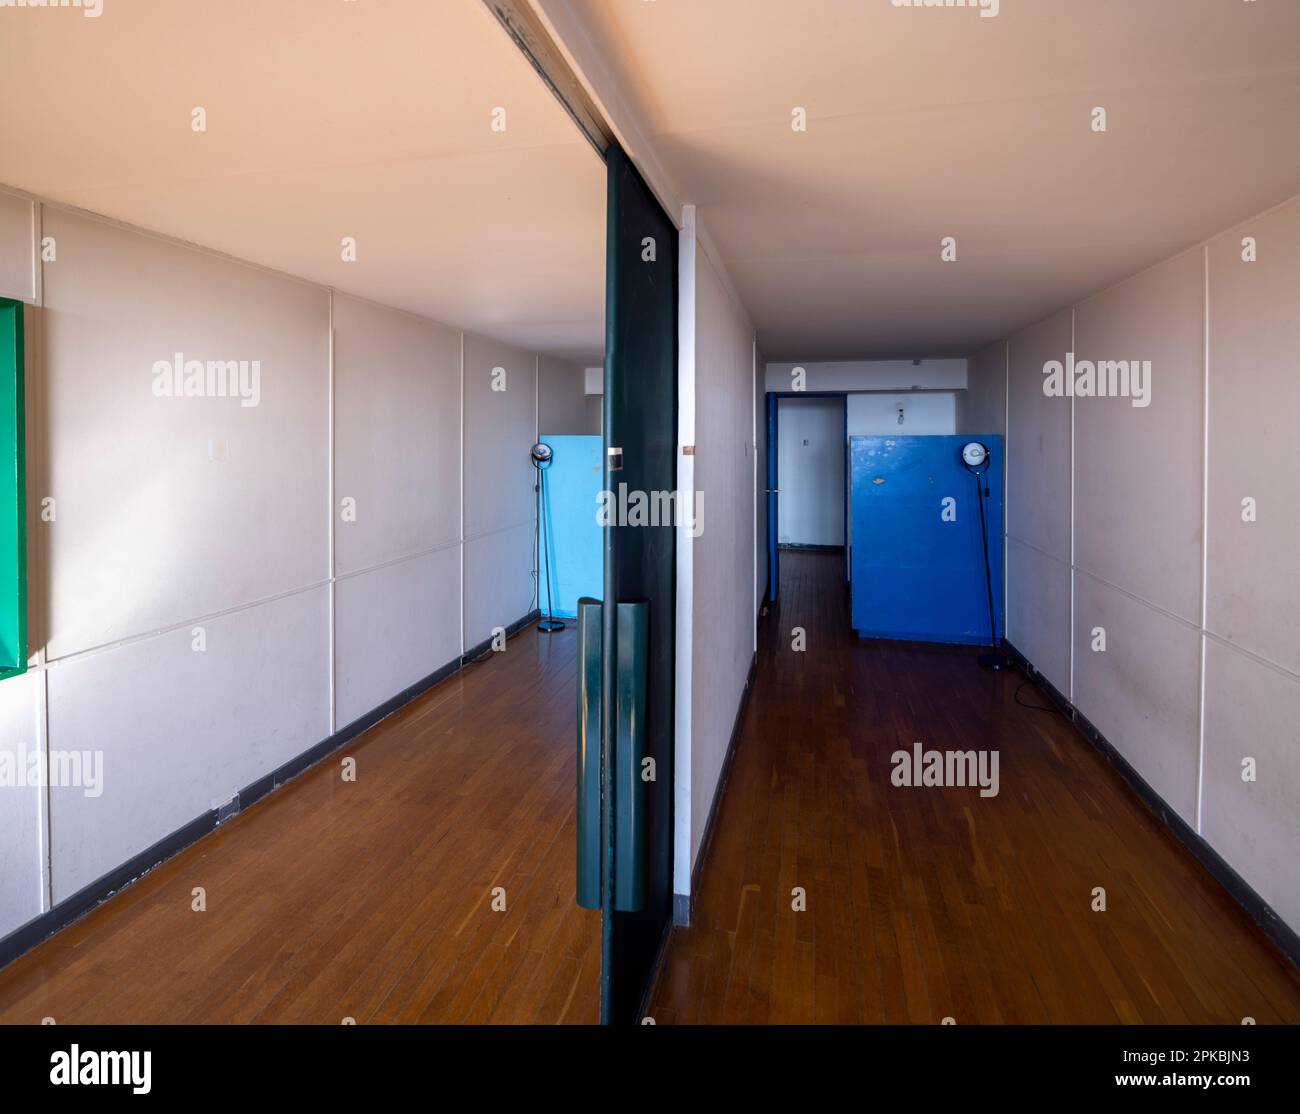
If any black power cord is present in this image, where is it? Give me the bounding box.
[1014,679,1068,717]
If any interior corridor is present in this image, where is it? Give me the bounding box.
[650,551,1300,1024]
[0,626,597,1025]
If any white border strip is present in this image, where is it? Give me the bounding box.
[1196,245,1211,834]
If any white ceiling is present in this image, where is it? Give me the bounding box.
[572,0,1300,360]
[6,1,1298,367]
[0,0,606,364]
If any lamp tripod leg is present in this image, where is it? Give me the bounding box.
[538,467,564,633]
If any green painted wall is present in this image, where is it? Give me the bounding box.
[0,298,26,680]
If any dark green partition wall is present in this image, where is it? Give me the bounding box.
[601,146,677,1023]
[0,298,26,681]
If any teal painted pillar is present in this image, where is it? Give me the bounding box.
[0,298,26,682]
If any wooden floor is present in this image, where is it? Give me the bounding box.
[649,549,1300,1024]
[7,551,1298,1026]
[0,623,600,1024]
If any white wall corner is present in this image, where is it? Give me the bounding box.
[691,207,754,335]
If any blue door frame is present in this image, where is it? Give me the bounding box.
[765,391,849,603]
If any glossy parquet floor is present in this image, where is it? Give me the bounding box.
[649,550,1300,1024]
[0,623,599,1024]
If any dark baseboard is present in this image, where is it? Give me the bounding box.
[673,649,759,928]
[1004,638,1300,973]
[0,608,541,973]
[461,609,543,664]
[0,808,221,974]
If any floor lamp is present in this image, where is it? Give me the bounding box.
[962,441,1008,670]
[531,442,565,633]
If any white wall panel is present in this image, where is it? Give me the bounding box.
[0,188,34,303]
[47,586,329,900]
[0,670,44,939]
[1074,250,1203,623]
[1202,640,1300,930]
[463,522,535,651]
[463,332,536,540]
[333,295,461,576]
[766,359,966,393]
[690,246,755,873]
[963,341,1006,436]
[538,354,594,435]
[1005,536,1072,697]
[1205,198,1300,676]
[42,209,329,658]
[1006,308,1072,562]
[334,548,461,728]
[846,391,955,435]
[1072,574,1200,825]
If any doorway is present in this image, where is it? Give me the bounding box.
[765,392,848,603]
[778,395,846,548]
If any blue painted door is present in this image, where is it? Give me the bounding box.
[849,435,1003,645]
[536,435,602,617]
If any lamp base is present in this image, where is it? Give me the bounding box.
[538,618,566,633]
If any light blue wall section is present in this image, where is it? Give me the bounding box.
[850,435,1003,645]
[537,435,602,618]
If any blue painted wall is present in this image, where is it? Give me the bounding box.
[849,435,1003,645]
[536,435,602,618]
